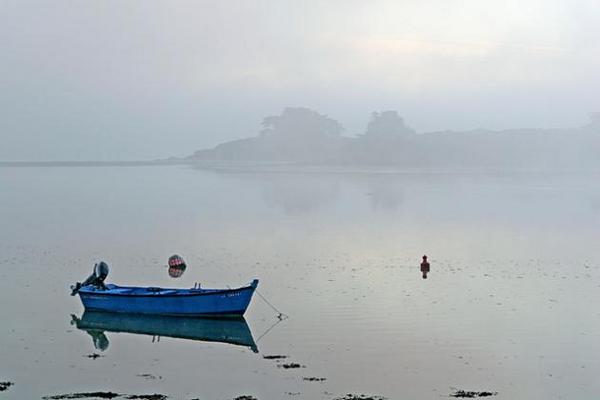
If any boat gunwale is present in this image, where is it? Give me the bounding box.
[78,282,257,298]
[79,308,250,317]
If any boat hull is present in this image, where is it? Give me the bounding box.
[77,279,258,317]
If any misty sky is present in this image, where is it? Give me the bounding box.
[1,0,599,161]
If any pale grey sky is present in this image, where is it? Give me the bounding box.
[1,0,599,160]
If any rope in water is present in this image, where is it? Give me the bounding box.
[255,288,288,320]
[254,317,285,343]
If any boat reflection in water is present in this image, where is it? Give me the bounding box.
[71,311,258,353]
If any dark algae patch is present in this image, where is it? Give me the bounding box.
[42,393,167,400]
[262,355,288,360]
[193,397,256,400]
[136,374,161,380]
[334,395,387,400]
[42,392,120,399]
[0,381,14,391]
[278,363,305,369]
[450,390,498,398]
[303,377,326,382]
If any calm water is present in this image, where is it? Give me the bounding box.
[1,166,599,399]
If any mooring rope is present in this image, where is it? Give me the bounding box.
[255,288,288,320]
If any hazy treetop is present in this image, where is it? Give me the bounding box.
[261,107,343,139]
[365,111,415,138]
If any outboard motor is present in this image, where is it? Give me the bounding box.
[91,261,110,285]
[71,261,110,295]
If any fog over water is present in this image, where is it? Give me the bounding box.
[1,1,600,161]
[1,2,600,400]
[1,167,600,399]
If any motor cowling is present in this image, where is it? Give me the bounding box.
[71,261,111,295]
[94,261,110,283]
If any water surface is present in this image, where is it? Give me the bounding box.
[1,166,599,399]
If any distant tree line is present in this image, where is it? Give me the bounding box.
[187,107,600,169]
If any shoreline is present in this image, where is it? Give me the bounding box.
[0,160,187,168]
[2,160,599,177]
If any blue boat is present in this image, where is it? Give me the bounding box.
[76,279,259,317]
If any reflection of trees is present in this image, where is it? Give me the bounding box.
[260,174,402,214]
[261,175,340,215]
[367,177,404,212]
